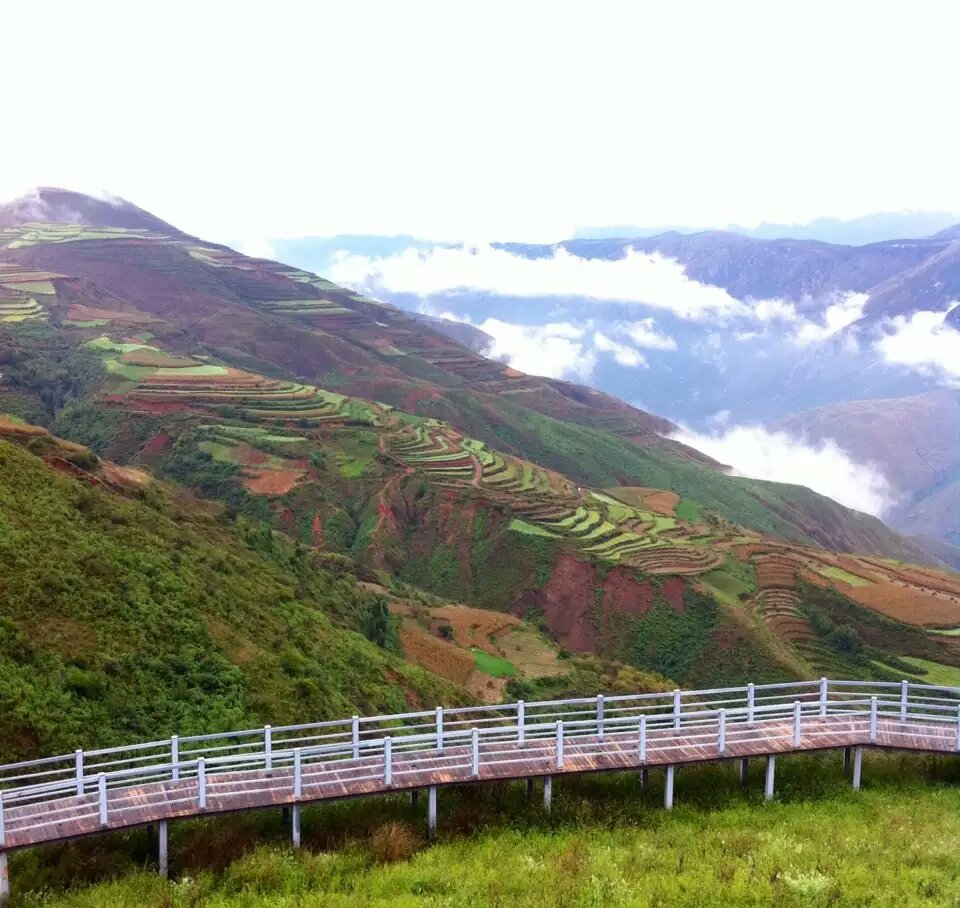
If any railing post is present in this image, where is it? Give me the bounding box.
[596,695,605,743]
[718,709,726,755]
[198,758,207,811]
[471,728,479,778]
[901,680,909,723]
[747,683,755,726]
[384,739,392,786]
[870,696,878,744]
[75,749,84,797]
[673,689,682,730]
[955,705,960,751]
[436,706,444,753]
[819,678,828,717]
[556,720,564,769]
[98,773,108,827]
[171,735,179,782]
[352,716,360,760]
[793,701,802,748]
[517,700,525,747]
[264,726,272,774]
[638,715,647,762]
[0,790,6,847]
[293,748,302,799]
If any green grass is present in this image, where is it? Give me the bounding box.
[899,657,960,687]
[818,566,873,587]
[700,567,753,605]
[470,647,517,677]
[0,435,465,762]
[19,754,960,907]
[675,499,699,521]
[155,365,229,377]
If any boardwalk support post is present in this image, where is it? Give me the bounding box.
[292,806,301,849]
[843,746,851,774]
[264,726,272,773]
[411,789,419,808]
[820,678,828,717]
[517,700,525,747]
[544,775,552,813]
[597,695,605,743]
[718,709,726,755]
[901,680,909,723]
[794,701,802,748]
[641,767,649,790]
[98,773,108,827]
[556,721,564,768]
[436,707,444,753]
[870,697,878,744]
[747,683,755,726]
[739,758,749,786]
[664,765,675,810]
[75,750,84,797]
[764,756,776,801]
[158,820,168,880]
[853,746,863,790]
[427,786,437,840]
[673,689,682,730]
[526,777,534,800]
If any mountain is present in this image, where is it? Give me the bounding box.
[2,187,960,728]
[572,211,960,245]
[778,390,960,552]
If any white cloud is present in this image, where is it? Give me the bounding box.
[233,237,278,261]
[469,318,596,380]
[874,308,960,385]
[790,292,868,345]
[328,244,779,321]
[671,424,896,517]
[594,332,647,367]
[617,318,678,350]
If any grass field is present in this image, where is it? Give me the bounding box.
[470,647,517,677]
[819,566,873,587]
[899,657,960,688]
[18,754,960,907]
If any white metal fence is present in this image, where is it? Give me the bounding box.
[2,678,960,849]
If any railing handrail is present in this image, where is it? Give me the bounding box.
[2,678,958,809]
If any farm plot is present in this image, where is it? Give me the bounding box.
[198,435,309,496]
[0,223,161,249]
[843,583,960,628]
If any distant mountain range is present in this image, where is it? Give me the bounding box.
[572,211,960,246]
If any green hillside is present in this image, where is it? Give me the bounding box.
[0,433,466,760]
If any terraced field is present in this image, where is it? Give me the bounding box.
[0,264,63,322]
[88,337,385,427]
[0,222,164,249]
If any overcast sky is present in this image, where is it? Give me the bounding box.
[3,0,958,243]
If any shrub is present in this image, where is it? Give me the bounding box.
[369,821,420,863]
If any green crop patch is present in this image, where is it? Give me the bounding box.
[676,499,700,521]
[470,647,518,677]
[818,566,873,587]
[509,519,559,538]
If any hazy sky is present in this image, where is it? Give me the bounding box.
[3,0,958,243]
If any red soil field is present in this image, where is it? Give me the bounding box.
[845,583,960,628]
[242,468,305,496]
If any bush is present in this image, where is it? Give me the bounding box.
[368,820,420,863]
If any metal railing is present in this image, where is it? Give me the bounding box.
[2,678,960,849]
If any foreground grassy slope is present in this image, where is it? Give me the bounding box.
[0,436,464,760]
[18,754,960,906]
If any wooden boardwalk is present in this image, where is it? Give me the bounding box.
[3,712,958,851]
[3,678,960,901]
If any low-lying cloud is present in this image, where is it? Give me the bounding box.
[670,424,895,517]
[874,307,960,386]
[429,310,679,380]
[330,244,769,321]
